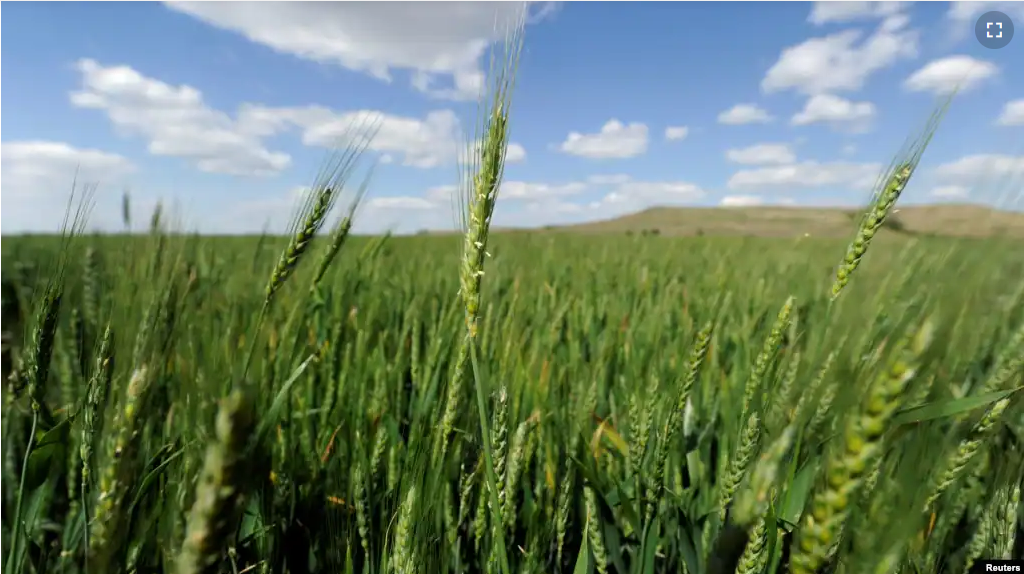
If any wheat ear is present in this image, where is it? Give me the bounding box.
[88,366,152,572]
[435,14,524,464]
[719,413,762,521]
[830,102,948,300]
[788,320,933,574]
[740,297,794,420]
[922,397,1011,512]
[176,391,257,574]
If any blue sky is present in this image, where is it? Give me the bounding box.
[2,1,1023,234]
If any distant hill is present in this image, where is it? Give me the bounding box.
[533,204,1024,238]
[4,205,1021,240]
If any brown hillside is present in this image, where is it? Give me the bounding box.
[545,204,1024,238]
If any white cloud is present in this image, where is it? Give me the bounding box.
[231,177,579,236]
[904,56,998,95]
[422,180,586,204]
[725,143,796,165]
[1,141,134,201]
[365,175,701,236]
[947,2,1024,23]
[425,184,459,203]
[930,185,969,198]
[944,3,1024,42]
[355,200,449,234]
[933,154,1024,180]
[505,143,527,163]
[762,16,918,95]
[500,181,587,201]
[71,59,291,176]
[471,139,526,164]
[238,104,524,169]
[728,160,881,191]
[842,143,858,156]
[1,141,136,232]
[665,126,690,141]
[996,99,1024,126]
[923,155,1024,207]
[718,104,774,125]
[538,178,704,225]
[559,120,649,159]
[239,105,455,168]
[718,194,797,208]
[523,199,585,214]
[720,195,765,207]
[165,2,551,101]
[572,175,705,204]
[419,174,704,231]
[537,178,703,220]
[808,1,907,24]
[615,180,704,201]
[429,178,697,207]
[791,94,876,131]
[587,174,632,185]
[368,196,436,210]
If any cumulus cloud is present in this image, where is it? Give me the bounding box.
[923,155,1023,214]
[587,174,632,185]
[719,195,765,207]
[718,104,774,125]
[904,56,998,95]
[1,141,136,232]
[472,140,526,164]
[368,196,436,210]
[2,141,134,196]
[727,161,881,191]
[425,184,459,203]
[422,180,587,204]
[73,63,522,173]
[930,185,969,198]
[499,181,588,201]
[933,154,1024,180]
[373,173,705,232]
[504,143,527,163]
[614,180,704,201]
[240,105,456,168]
[237,104,524,169]
[524,177,703,222]
[996,99,1024,126]
[762,15,918,95]
[522,199,586,215]
[165,2,552,101]
[558,120,649,159]
[557,178,705,223]
[947,1,1024,23]
[943,2,1024,42]
[725,143,796,165]
[791,94,876,132]
[71,59,291,176]
[381,156,1023,234]
[808,1,907,24]
[664,126,690,141]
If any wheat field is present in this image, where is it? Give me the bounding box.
[1,17,1022,574]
